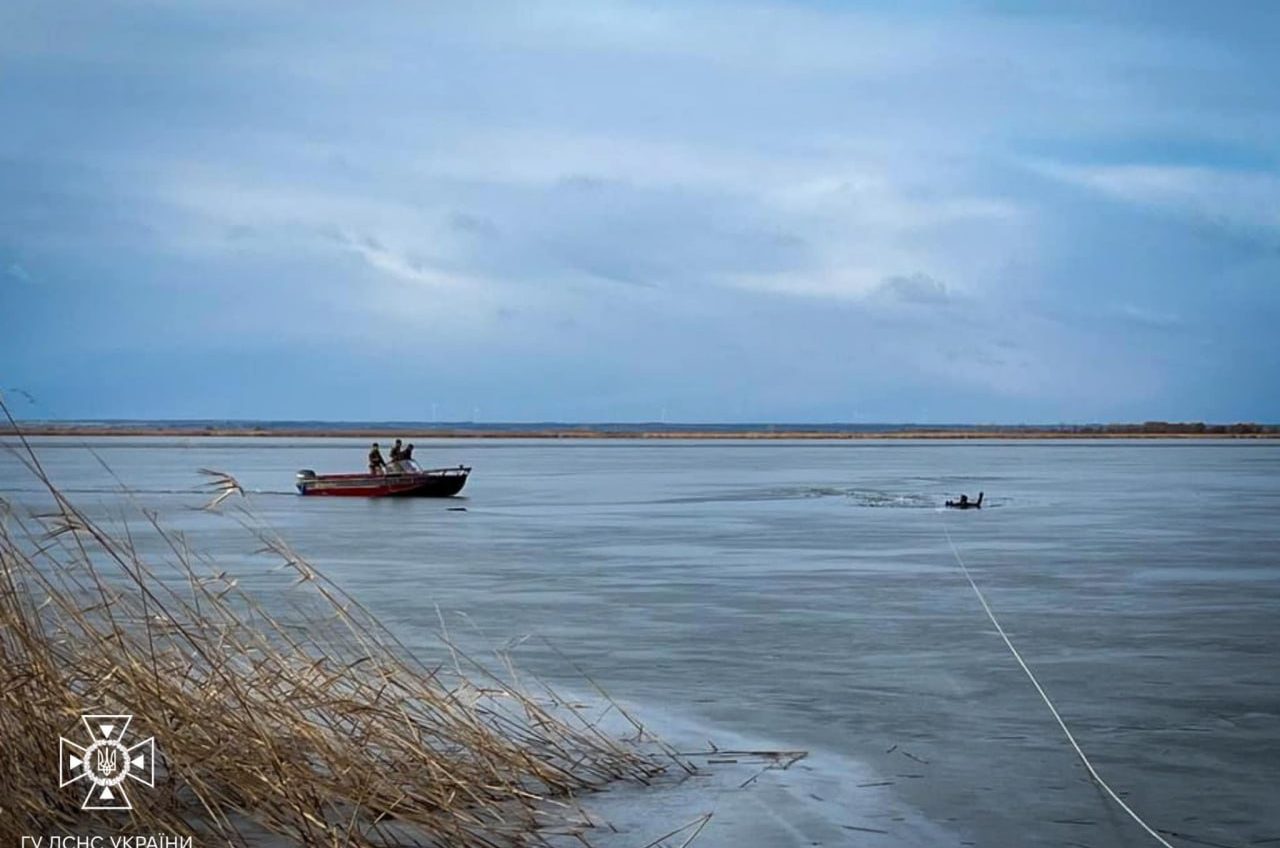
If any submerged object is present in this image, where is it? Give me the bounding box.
[295,460,470,498]
[945,491,984,510]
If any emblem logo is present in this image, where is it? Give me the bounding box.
[59,714,156,810]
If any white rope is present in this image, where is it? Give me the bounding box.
[941,519,1176,848]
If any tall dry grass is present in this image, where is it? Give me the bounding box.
[0,427,680,845]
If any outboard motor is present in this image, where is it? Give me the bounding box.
[295,469,316,495]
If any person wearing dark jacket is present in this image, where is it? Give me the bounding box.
[946,491,984,509]
[368,443,386,475]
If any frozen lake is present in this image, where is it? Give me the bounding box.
[4,437,1279,847]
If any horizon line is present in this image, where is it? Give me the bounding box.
[6,418,1278,430]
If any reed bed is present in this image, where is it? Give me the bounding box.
[0,434,675,846]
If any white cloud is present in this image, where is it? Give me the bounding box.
[332,231,467,289]
[1033,161,1280,233]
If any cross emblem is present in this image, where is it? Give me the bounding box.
[59,714,156,810]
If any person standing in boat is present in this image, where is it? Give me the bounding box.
[403,444,415,462]
[368,442,386,475]
[389,439,404,463]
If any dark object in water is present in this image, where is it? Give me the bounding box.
[945,491,984,510]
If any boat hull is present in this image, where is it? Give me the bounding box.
[297,467,470,498]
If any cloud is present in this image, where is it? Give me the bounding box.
[1032,161,1280,234]
[875,273,950,305]
[331,231,464,289]
[6,263,33,284]
[2,1,1279,420]
[1114,304,1184,330]
[449,212,500,240]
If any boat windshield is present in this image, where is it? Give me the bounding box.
[388,459,422,473]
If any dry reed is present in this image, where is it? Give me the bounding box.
[0,426,676,846]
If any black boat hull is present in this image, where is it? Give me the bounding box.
[386,474,469,498]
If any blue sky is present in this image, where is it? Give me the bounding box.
[2,2,1278,423]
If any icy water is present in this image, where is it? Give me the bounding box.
[4,437,1280,847]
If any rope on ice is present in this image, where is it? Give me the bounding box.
[941,519,1176,848]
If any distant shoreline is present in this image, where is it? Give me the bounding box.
[4,425,1278,440]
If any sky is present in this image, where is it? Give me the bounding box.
[2,1,1278,423]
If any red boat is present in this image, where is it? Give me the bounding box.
[295,460,470,498]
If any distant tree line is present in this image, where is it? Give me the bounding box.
[1059,421,1276,435]
[896,421,1279,435]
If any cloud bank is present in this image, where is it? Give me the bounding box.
[2,1,1278,421]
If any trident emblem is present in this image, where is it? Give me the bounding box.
[60,714,156,810]
[97,747,118,776]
